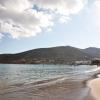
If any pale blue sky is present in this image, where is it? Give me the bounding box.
[0,0,100,54]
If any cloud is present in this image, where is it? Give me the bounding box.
[88,0,100,30]
[95,0,100,8]
[31,0,87,15]
[81,0,100,35]
[59,16,71,24]
[0,9,53,38]
[31,0,87,23]
[0,0,87,39]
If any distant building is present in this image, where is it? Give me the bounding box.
[74,60,91,65]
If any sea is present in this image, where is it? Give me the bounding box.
[0,64,99,89]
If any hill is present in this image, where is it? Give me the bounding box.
[0,46,93,64]
[82,47,100,58]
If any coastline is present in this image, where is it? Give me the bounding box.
[0,64,99,100]
[0,77,96,100]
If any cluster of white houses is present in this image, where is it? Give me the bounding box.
[74,58,100,65]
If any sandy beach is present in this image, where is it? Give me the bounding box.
[0,78,96,100]
[88,76,100,100]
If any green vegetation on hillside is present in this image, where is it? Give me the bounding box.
[0,46,96,64]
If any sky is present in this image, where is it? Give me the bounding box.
[0,0,100,54]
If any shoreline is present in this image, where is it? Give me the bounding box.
[0,77,97,100]
[0,65,99,100]
[88,75,100,100]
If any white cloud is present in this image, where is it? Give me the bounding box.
[88,0,100,30]
[95,0,100,8]
[0,0,87,39]
[81,0,100,35]
[59,16,71,24]
[0,8,53,38]
[31,0,87,15]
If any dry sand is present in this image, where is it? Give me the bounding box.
[88,77,100,100]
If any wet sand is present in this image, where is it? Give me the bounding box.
[0,79,96,100]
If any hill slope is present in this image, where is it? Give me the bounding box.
[82,47,100,58]
[0,46,93,64]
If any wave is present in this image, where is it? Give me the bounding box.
[0,76,68,95]
[84,67,100,74]
[9,67,100,90]
[1,66,100,95]
[27,76,65,86]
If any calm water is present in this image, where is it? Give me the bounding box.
[0,64,98,87]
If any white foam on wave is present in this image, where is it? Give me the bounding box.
[84,67,100,74]
[36,77,66,86]
[96,74,100,78]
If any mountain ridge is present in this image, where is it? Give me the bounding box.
[0,46,99,64]
[82,47,100,58]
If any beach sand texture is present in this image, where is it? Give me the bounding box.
[88,77,100,100]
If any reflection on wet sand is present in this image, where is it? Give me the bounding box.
[0,79,96,100]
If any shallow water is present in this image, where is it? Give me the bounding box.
[0,64,97,87]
